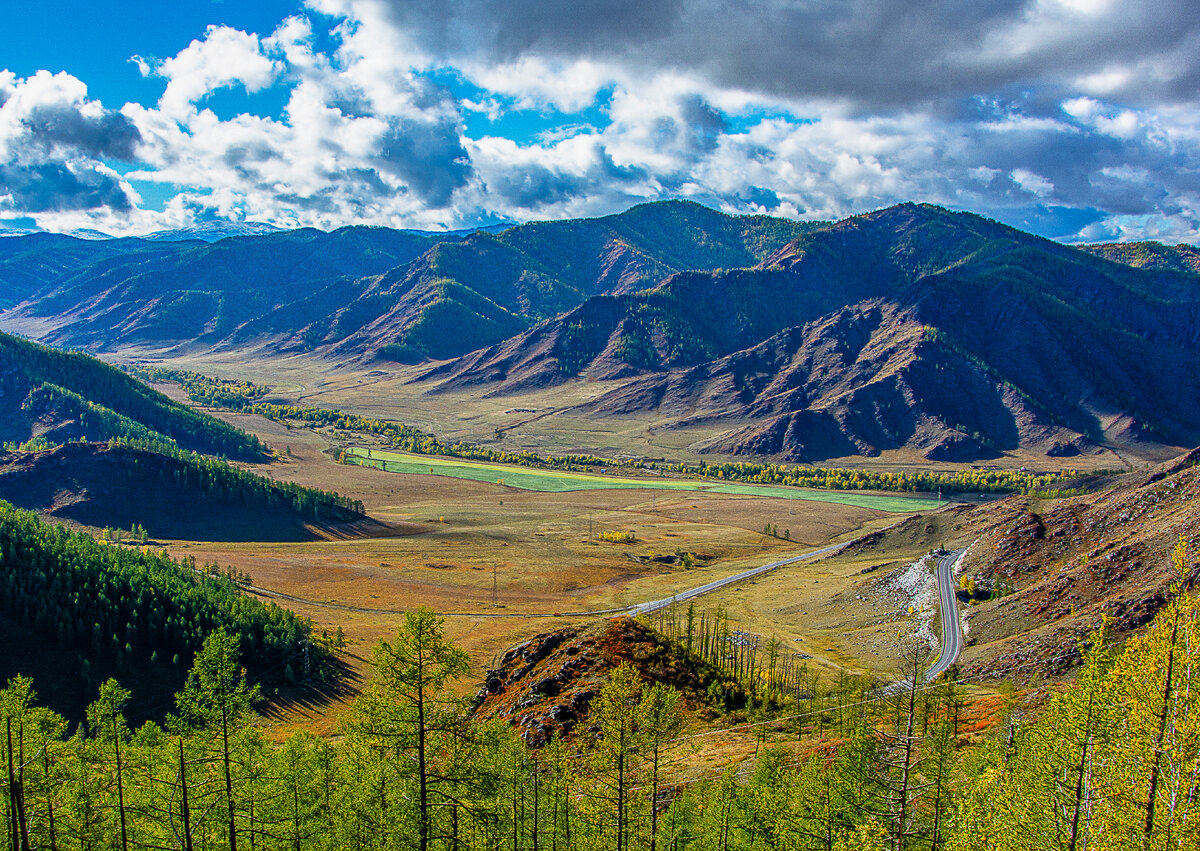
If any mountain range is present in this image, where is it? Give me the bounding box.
[1,201,1197,463]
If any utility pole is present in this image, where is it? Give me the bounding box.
[493,562,498,606]
[588,512,593,541]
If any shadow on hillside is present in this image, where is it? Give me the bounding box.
[257,653,366,721]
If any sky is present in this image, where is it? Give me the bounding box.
[0,0,1197,242]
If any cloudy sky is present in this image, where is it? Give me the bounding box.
[1,0,1197,242]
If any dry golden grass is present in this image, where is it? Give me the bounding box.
[148,405,910,723]
[123,347,1140,473]
[121,351,1020,730]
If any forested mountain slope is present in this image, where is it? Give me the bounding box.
[0,499,319,719]
[0,330,265,460]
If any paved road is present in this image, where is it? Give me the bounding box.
[924,548,967,681]
[242,540,852,619]
[625,541,851,616]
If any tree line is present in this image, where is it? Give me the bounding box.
[4,543,1200,851]
[0,500,319,693]
[0,333,266,461]
[102,437,366,524]
[138,367,1084,496]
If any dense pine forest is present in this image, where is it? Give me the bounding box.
[0,500,320,700]
[0,333,266,461]
[3,551,1199,851]
[100,438,367,525]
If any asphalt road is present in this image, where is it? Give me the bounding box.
[242,540,852,619]
[625,540,852,616]
[923,547,967,681]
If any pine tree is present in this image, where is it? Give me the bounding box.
[170,628,259,851]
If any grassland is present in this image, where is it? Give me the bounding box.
[122,403,935,726]
[115,347,1139,473]
[40,356,990,734]
[343,446,942,512]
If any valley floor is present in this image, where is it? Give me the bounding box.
[112,388,957,731]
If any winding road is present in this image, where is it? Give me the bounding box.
[924,547,967,681]
[242,535,968,685]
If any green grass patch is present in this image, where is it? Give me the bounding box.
[344,447,939,512]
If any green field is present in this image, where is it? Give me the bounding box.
[344,446,940,512]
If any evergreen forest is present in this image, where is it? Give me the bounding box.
[3,539,1198,851]
[0,500,320,699]
[0,332,266,461]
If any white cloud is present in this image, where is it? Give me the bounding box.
[153,26,281,119]
[1012,168,1055,198]
[3,0,1199,244]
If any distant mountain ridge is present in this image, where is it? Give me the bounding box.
[0,201,815,357]
[1,201,1197,462]
[141,221,281,242]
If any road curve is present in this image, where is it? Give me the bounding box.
[924,548,967,681]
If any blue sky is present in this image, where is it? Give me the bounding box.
[1,0,1197,242]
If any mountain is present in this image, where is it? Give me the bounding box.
[139,221,282,242]
[1081,240,1200,275]
[936,448,1200,679]
[65,228,115,241]
[327,201,815,359]
[0,226,447,349]
[4,201,1199,463]
[431,204,1200,461]
[0,201,814,358]
[0,330,266,460]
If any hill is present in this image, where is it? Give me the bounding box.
[0,498,320,721]
[473,617,749,745]
[0,330,266,460]
[430,204,1200,461]
[0,442,368,542]
[0,332,378,540]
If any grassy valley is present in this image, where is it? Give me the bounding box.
[0,201,1198,851]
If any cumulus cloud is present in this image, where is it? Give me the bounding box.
[4,0,1199,242]
[151,26,282,118]
[0,70,140,219]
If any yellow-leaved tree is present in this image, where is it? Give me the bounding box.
[952,535,1200,851]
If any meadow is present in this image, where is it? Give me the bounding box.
[343,445,941,512]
